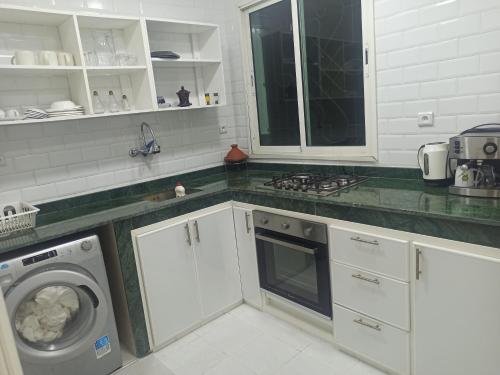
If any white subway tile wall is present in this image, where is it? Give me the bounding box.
[0,0,248,203]
[375,0,500,166]
[2,0,500,203]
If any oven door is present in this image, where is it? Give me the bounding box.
[255,230,332,318]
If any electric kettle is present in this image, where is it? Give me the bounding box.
[417,142,452,185]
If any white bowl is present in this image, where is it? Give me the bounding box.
[50,100,77,110]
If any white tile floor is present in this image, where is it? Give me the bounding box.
[115,304,387,375]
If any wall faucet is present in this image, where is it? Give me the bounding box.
[129,122,161,157]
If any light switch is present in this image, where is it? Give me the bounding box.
[418,112,434,127]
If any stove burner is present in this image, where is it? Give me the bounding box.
[262,173,367,196]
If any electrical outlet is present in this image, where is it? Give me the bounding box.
[0,154,6,167]
[418,112,434,127]
[219,126,227,134]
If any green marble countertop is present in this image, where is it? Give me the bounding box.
[1,168,499,255]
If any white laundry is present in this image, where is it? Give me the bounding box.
[15,286,80,344]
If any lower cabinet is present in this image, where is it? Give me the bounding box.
[413,243,500,375]
[334,305,410,375]
[233,207,262,308]
[331,225,410,375]
[134,206,242,348]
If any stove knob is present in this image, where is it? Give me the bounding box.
[80,240,93,252]
[281,223,290,230]
[261,218,269,225]
[303,227,313,237]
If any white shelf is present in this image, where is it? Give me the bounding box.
[151,58,221,68]
[0,5,225,124]
[86,66,148,75]
[0,65,83,76]
[0,109,153,126]
[158,104,225,111]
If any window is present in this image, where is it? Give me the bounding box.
[241,0,377,161]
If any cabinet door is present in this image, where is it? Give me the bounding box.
[233,207,262,308]
[191,207,242,318]
[414,243,500,375]
[136,220,202,348]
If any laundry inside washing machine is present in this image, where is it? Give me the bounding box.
[0,234,123,375]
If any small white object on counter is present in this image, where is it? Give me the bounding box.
[175,182,186,197]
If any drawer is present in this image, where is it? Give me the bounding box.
[330,227,409,281]
[332,262,409,330]
[334,304,410,375]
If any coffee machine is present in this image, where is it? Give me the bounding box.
[449,124,500,198]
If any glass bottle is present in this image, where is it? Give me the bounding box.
[108,90,120,113]
[92,91,105,114]
[121,94,131,111]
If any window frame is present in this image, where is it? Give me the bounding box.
[240,0,378,162]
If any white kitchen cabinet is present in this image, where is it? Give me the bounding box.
[191,207,242,318]
[413,243,500,375]
[0,5,226,127]
[332,262,409,330]
[330,226,410,281]
[135,219,202,348]
[334,305,410,375]
[233,207,262,308]
[133,204,242,348]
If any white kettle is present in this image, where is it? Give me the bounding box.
[417,142,452,185]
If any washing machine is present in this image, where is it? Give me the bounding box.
[0,234,122,375]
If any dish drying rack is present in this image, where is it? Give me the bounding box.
[0,202,40,237]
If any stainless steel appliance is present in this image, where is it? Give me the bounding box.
[253,211,332,318]
[259,173,368,197]
[0,235,122,375]
[449,124,500,198]
[417,142,453,185]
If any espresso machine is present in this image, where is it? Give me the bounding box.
[449,124,500,198]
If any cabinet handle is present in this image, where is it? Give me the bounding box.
[416,248,422,280]
[185,224,192,246]
[194,220,200,242]
[353,318,381,332]
[245,212,251,233]
[352,273,380,285]
[350,236,379,246]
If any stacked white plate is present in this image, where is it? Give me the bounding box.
[47,101,85,118]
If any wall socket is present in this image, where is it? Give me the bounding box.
[219,126,227,134]
[0,155,6,166]
[418,112,434,127]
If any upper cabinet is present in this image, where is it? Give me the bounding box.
[0,5,226,126]
[144,18,226,111]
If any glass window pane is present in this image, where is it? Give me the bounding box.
[299,0,366,147]
[250,0,301,146]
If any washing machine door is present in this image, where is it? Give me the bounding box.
[5,266,109,364]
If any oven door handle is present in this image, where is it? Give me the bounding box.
[255,234,317,255]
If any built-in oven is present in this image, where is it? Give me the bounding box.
[254,211,332,318]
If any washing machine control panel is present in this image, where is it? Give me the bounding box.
[22,250,58,266]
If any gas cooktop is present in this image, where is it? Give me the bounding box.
[259,173,369,197]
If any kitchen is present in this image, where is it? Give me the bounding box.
[1,0,500,374]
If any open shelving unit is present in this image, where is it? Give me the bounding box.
[145,17,226,110]
[0,5,226,126]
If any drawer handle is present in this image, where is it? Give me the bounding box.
[350,236,379,246]
[353,318,382,332]
[352,273,380,285]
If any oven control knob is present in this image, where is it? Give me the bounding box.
[261,218,269,225]
[303,227,313,237]
[483,142,498,155]
[80,240,93,251]
[281,223,290,230]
